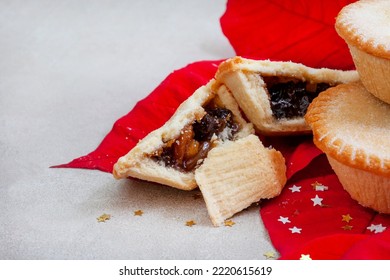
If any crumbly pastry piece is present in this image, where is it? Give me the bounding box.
[214,56,359,135]
[195,134,286,226]
[113,79,254,191]
[335,0,390,104]
[305,82,390,213]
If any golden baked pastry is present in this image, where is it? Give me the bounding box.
[195,134,286,226]
[335,0,390,104]
[305,82,390,213]
[113,80,254,191]
[215,56,359,135]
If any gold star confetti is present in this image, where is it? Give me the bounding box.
[342,224,353,231]
[224,220,235,227]
[185,220,196,227]
[342,214,353,223]
[134,210,143,216]
[300,254,312,260]
[263,251,276,259]
[97,213,111,223]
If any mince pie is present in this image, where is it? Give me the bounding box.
[306,82,390,213]
[214,56,359,135]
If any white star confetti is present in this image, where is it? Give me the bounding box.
[367,224,387,234]
[300,254,312,260]
[289,226,302,234]
[289,185,301,193]
[278,216,291,224]
[311,195,323,206]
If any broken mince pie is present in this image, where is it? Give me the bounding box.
[113,79,253,191]
[113,80,287,225]
[214,56,359,135]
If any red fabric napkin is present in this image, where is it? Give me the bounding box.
[54,0,390,259]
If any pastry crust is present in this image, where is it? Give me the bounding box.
[214,56,359,135]
[327,156,390,213]
[113,79,254,190]
[305,82,390,213]
[195,134,286,226]
[335,0,390,105]
[335,0,390,59]
[305,82,390,177]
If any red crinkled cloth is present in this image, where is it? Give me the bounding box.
[54,0,390,259]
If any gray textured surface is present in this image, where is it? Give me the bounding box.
[0,0,276,259]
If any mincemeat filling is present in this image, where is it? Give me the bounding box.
[151,107,239,172]
[267,80,330,119]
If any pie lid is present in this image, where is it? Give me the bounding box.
[335,0,390,59]
[305,82,390,176]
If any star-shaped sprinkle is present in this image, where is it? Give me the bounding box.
[97,213,111,223]
[289,185,301,193]
[367,224,387,233]
[341,214,353,223]
[263,251,276,259]
[311,181,328,191]
[342,225,353,231]
[134,210,143,216]
[185,220,196,227]
[278,216,291,224]
[289,226,302,234]
[300,254,312,260]
[224,220,235,227]
[311,195,323,206]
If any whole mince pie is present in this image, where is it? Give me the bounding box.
[214,56,359,135]
[113,80,286,226]
[336,0,390,105]
[306,82,390,214]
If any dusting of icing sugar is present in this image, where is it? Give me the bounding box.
[318,131,330,142]
[339,0,390,50]
[337,142,346,155]
[350,147,356,162]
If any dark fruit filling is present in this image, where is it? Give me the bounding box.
[151,107,239,172]
[268,81,330,119]
[193,108,238,141]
